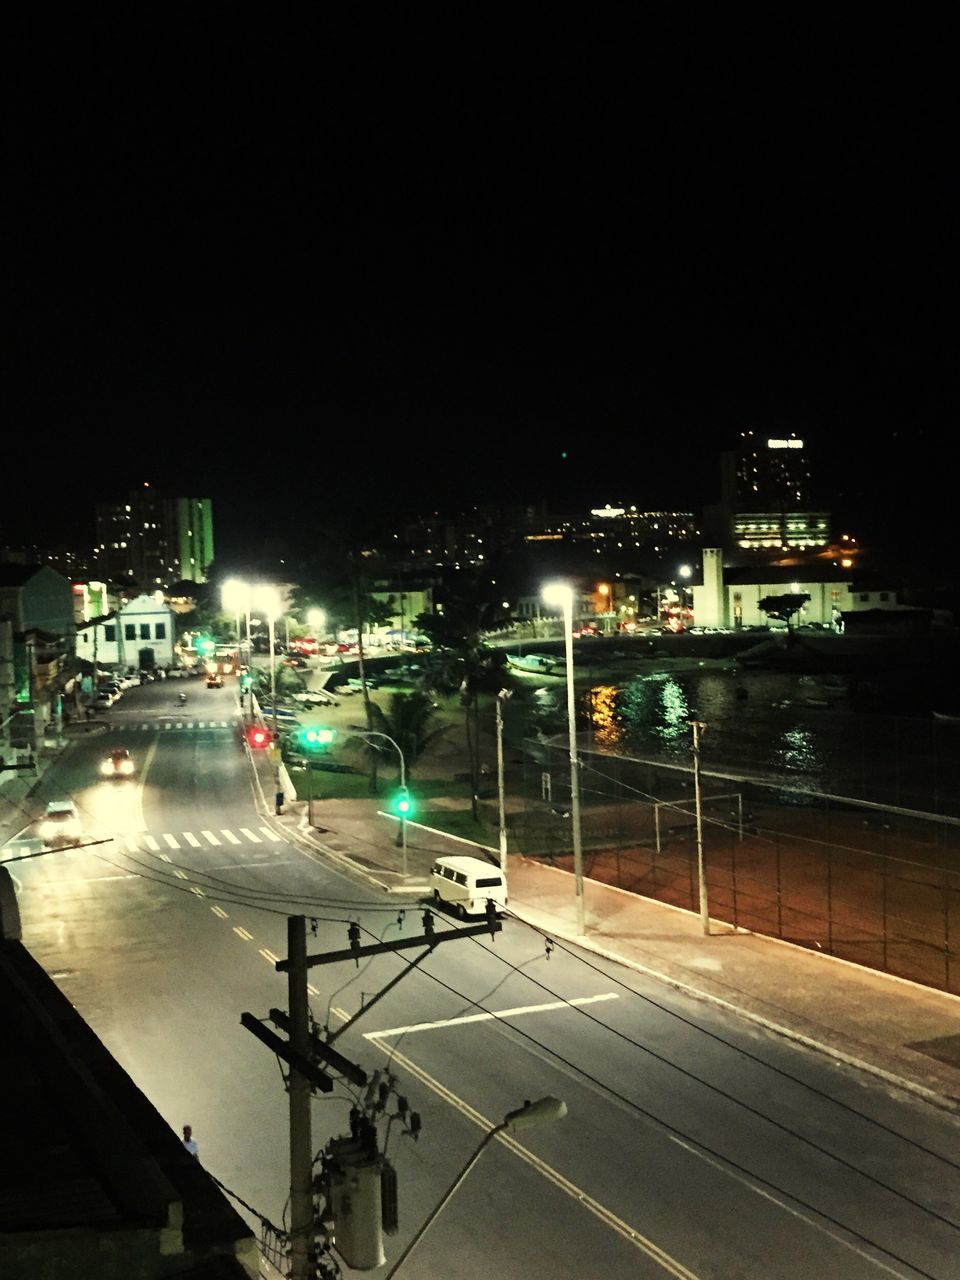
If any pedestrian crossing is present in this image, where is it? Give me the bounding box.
[119,719,238,731]
[112,825,278,854]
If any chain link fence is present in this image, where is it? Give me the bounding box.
[499,737,960,995]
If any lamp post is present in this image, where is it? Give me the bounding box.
[221,578,252,665]
[496,688,512,874]
[383,1096,567,1278]
[253,585,282,744]
[689,719,710,935]
[350,727,408,874]
[542,581,586,936]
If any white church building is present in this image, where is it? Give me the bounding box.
[76,592,176,669]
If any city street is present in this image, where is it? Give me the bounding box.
[7,681,960,1279]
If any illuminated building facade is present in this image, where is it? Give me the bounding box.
[95,490,214,587]
[715,432,830,551]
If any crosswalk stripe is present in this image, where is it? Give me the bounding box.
[201,830,221,846]
[122,835,140,853]
[221,829,241,845]
[220,719,228,727]
[183,831,201,847]
[176,722,184,729]
[164,723,172,731]
[259,827,275,842]
[239,828,261,843]
[163,833,180,849]
[144,835,160,851]
[141,723,150,730]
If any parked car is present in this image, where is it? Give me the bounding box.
[39,800,82,848]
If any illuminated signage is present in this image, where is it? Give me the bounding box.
[590,505,625,518]
[767,438,804,449]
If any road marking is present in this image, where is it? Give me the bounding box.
[221,829,242,845]
[211,905,229,919]
[220,719,228,727]
[121,835,140,853]
[159,853,172,863]
[143,835,160,851]
[259,948,280,964]
[174,869,189,879]
[201,830,221,845]
[239,827,261,843]
[163,833,180,849]
[365,993,619,1040]
[307,984,319,996]
[183,831,201,847]
[333,1008,699,1278]
[196,720,206,728]
[234,926,253,940]
[259,826,275,841]
[190,886,206,897]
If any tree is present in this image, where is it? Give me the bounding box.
[757,593,811,635]
[368,691,445,778]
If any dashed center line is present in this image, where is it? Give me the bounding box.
[173,869,189,880]
[259,948,280,964]
[159,853,172,863]
[190,886,206,897]
[233,926,253,941]
[211,906,229,919]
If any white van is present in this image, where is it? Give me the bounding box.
[430,855,508,917]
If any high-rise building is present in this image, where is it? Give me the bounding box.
[716,432,829,551]
[94,487,214,587]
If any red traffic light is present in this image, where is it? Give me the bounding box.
[246,724,270,749]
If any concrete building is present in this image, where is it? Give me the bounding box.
[708,432,831,552]
[0,869,257,1279]
[693,548,849,629]
[94,489,215,588]
[0,564,75,638]
[76,592,176,670]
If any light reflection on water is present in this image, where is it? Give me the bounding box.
[569,662,960,813]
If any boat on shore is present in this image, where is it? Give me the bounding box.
[507,653,566,676]
[933,711,960,723]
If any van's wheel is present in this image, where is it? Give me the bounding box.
[457,902,467,919]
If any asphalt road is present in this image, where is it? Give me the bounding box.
[7,679,960,1279]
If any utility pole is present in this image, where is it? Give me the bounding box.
[496,689,511,874]
[689,720,710,935]
[288,916,313,1280]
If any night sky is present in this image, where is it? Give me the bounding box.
[6,8,956,564]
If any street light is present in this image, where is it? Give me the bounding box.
[383,1096,567,1278]
[221,578,252,657]
[307,607,326,639]
[496,688,512,874]
[542,581,586,936]
[253,584,282,743]
[349,727,409,875]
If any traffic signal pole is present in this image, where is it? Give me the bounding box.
[288,915,314,1280]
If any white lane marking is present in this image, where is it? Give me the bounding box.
[195,720,206,728]
[259,827,275,841]
[201,830,221,845]
[163,833,180,849]
[233,926,253,940]
[143,835,160,851]
[221,829,242,845]
[211,905,229,919]
[365,993,620,1040]
[220,719,228,727]
[190,886,206,897]
[122,835,140,853]
[239,827,261,843]
[307,984,319,996]
[259,948,279,964]
[159,853,172,863]
[183,831,201,847]
[174,869,189,880]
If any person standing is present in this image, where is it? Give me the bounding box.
[182,1125,199,1158]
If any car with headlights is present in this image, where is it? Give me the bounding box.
[100,747,135,778]
[39,800,82,848]
[206,673,224,688]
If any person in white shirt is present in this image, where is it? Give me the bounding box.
[182,1124,199,1158]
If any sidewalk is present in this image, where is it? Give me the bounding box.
[250,747,960,1112]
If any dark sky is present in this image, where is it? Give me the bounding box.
[5,7,957,561]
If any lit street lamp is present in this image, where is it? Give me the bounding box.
[221,578,252,661]
[253,585,282,743]
[307,607,326,639]
[383,1096,567,1278]
[542,581,586,936]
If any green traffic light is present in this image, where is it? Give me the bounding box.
[301,726,336,750]
[392,785,413,817]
